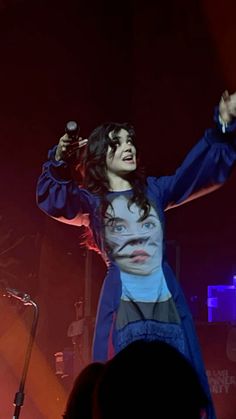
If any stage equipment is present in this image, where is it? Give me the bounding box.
[1,285,39,419]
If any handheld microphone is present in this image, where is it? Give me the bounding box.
[65,120,80,140]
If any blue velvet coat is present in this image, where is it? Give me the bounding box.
[37,123,236,419]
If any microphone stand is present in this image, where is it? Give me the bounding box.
[6,290,40,419]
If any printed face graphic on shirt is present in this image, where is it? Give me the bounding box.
[104,195,163,275]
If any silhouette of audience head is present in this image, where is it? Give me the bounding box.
[93,339,209,419]
[63,361,105,419]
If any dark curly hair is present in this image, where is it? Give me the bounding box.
[79,122,150,252]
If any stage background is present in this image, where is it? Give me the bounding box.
[0,1,236,417]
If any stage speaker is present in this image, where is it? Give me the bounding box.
[196,322,236,419]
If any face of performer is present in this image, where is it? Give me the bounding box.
[104,196,162,275]
[106,129,137,177]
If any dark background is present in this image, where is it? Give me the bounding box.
[0,1,236,418]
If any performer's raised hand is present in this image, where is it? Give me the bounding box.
[219,90,236,123]
[55,133,88,161]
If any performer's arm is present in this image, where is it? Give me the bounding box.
[150,91,236,210]
[36,134,95,226]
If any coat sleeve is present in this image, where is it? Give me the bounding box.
[149,126,236,210]
[36,146,96,226]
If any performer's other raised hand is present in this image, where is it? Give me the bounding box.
[219,90,236,123]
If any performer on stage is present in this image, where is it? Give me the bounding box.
[36,91,236,419]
